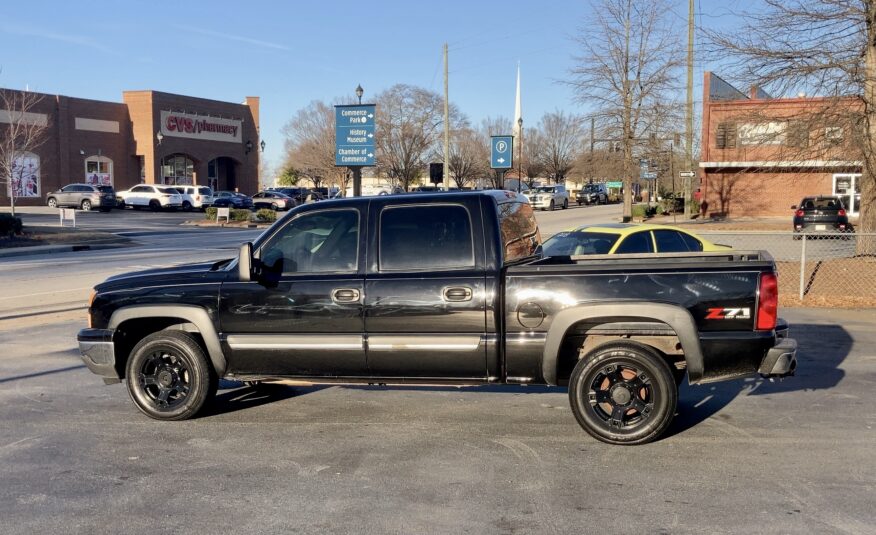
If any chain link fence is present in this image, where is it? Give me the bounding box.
[698,232,876,307]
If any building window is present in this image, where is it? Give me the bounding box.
[85,156,113,186]
[161,154,194,185]
[9,152,40,197]
[715,122,737,149]
[825,127,844,146]
[138,156,145,183]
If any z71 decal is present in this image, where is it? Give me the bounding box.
[706,307,752,320]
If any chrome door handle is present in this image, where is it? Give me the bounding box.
[331,288,360,303]
[442,286,472,302]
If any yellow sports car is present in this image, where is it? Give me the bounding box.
[541,223,731,256]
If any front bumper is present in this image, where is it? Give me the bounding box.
[528,198,553,208]
[77,328,120,384]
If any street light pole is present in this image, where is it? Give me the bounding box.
[352,85,364,197]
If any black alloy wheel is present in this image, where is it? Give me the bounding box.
[568,342,677,445]
[125,331,216,420]
[182,201,192,211]
[149,200,161,211]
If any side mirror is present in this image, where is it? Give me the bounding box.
[790,205,797,210]
[238,242,253,282]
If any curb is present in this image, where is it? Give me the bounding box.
[0,243,129,259]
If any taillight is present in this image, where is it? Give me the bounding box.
[838,209,846,216]
[795,210,804,217]
[756,272,778,331]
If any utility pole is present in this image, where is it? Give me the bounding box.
[684,0,694,219]
[590,116,595,184]
[443,43,450,192]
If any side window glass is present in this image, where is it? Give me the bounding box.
[259,210,359,274]
[615,231,654,254]
[380,205,474,270]
[62,185,76,192]
[679,232,703,252]
[653,230,691,253]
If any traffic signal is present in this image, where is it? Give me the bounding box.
[429,162,443,184]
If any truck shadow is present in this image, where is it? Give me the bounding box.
[202,381,329,416]
[668,323,850,438]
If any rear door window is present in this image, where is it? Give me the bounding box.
[614,231,654,254]
[653,230,693,253]
[379,205,474,270]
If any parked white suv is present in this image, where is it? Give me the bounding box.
[525,185,569,211]
[175,186,215,211]
[117,185,183,211]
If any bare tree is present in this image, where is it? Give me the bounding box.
[375,84,463,190]
[522,126,546,184]
[537,110,585,183]
[567,0,684,220]
[281,100,350,193]
[448,127,488,188]
[705,0,876,245]
[0,88,49,216]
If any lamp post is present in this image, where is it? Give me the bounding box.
[260,139,266,152]
[355,84,364,105]
[352,85,364,197]
[517,117,523,193]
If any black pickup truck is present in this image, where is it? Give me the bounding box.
[78,191,797,445]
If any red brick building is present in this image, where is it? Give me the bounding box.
[1,88,260,206]
[699,72,862,217]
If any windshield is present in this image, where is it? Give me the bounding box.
[584,185,601,192]
[97,185,114,193]
[198,187,212,195]
[534,187,555,193]
[542,231,620,256]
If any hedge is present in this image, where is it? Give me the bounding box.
[0,214,23,236]
[255,209,277,223]
[204,207,252,222]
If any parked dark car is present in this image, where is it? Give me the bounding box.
[77,191,796,445]
[252,191,294,211]
[212,191,253,209]
[792,196,851,236]
[269,187,309,198]
[46,183,115,212]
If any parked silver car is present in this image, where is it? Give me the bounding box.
[46,183,115,212]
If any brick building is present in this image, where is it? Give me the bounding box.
[1,88,260,206]
[699,72,862,217]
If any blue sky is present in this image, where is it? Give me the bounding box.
[0,0,753,169]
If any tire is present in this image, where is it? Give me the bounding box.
[549,200,555,211]
[125,330,217,421]
[562,199,569,210]
[47,197,58,208]
[568,342,677,445]
[182,201,192,211]
[80,199,92,211]
[149,200,160,211]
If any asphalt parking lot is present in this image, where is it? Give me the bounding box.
[1,308,875,534]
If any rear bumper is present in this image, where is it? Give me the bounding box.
[758,337,797,378]
[77,328,119,383]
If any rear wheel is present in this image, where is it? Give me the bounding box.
[182,201,192,211]
[562,199,569,210]
[568,342,677,445]
[125,331,217,421]
[80,199,92,211]
[149,200,160,211]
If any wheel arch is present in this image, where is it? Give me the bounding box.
[542,303,704,386]
[109,305,226,378]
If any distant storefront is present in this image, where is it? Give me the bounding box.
[1,88,260,206]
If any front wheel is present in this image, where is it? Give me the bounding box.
[125,330,217,421]
[568,342,677,445]
[182,201,192,211]
[47,197,58,208]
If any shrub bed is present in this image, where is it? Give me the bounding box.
[204,207,252,222]
[255,209,277,223]
[0,214,23,236]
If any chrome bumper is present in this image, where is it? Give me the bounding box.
[77,328,120,383]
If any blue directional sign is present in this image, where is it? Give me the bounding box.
[335,104,376,167]
[491,135,513,169]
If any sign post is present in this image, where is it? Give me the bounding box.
[490,135,513,190]
[335,104,376,196]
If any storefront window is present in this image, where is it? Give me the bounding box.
[85,156,113,185]
[207,158,218,190]
[161,154,194,185]
[9,152,40,197]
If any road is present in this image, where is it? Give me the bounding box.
[7,202,876,533]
